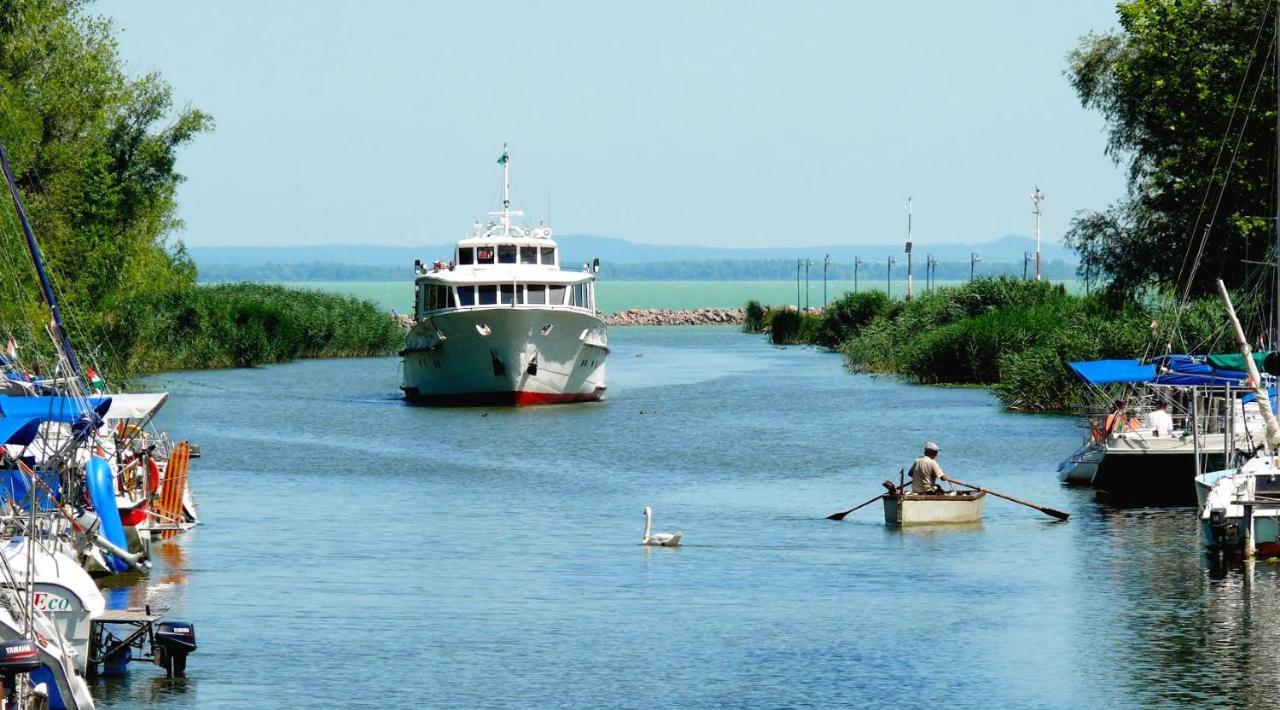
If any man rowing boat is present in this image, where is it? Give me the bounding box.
[909,441,947,495]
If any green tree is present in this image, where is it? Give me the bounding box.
[0,0,211,350]
[1066,0,1276,298]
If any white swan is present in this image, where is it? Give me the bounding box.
[642,506,682,547]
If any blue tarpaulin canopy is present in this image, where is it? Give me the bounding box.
[0,417,39,447]
[0,396,110,422]
[1069,356,1255,387]
[1068,360,1157,385]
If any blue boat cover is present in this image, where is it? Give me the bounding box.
[1069,356,1253,387]
[0,417,40,447]
[1068,360,1157,385]
[0,396,110,422]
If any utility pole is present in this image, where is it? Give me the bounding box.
[854,256,863,293]
[1031,185,1044,280]
[1023,251,1032,280]
[928,254,938,291]
[887,257,897,297]
[970,252,981,282]
[823,254,830,309]
[905,197,914,301]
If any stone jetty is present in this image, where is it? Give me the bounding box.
[604,308,745,326]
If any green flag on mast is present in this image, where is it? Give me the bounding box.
[497,145,509,165]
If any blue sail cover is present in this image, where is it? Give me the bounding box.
[1068,360,1156,385]
[0,416,39,446]
[1069,356,1253,387]
[0,396,110,422]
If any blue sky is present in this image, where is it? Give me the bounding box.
[96,1,1123,249]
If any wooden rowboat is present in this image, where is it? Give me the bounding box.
[883,491,986,527]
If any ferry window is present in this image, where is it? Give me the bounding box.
[548,285,566,305]
[540,247,555,265]
[456,286,475,307]
[458,248,474,265]
[585,284,592,311]
[416,287,424,318]
[499,284,515,304]
[478,285,498,305]
[422,286,433,311]
[527,285,546,305]
[477,247,495,265]
[571,283,583,307]
[515,285,525,304]
[520,246,538,264]
[498,245,517,264]
[437,285,451,309]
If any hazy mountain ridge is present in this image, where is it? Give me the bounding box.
[190,233,1077,269]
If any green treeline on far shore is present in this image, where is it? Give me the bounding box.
[196,258,1081,283]
[745,277,1233,412]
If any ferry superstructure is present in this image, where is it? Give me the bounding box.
[400,147,608,406]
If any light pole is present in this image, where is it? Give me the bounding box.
[823,253,830,309]
[854,256,864,293]
[796,259,802,311]
[887,256,897,297]
[970,252,981,281]
[905,197,914,301]
[1031,185,1044,280]
[804,259,812,311]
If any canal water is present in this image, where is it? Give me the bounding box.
[98,326,1280,707]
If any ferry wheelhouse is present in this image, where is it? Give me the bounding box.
[400,148,607,406]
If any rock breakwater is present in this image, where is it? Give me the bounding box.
[605,308,745,326]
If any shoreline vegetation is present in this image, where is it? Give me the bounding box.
[101,283,402,375]
[744,277,1228,412]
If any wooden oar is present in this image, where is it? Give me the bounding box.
[825,492,885,521]
[826,473,906,521]
[940,474,1070,521]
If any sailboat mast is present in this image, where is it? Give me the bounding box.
[1274,4,1279,345]
[0,139,84,380]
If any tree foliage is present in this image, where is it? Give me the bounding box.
[0,0,210,349]
[1066,0,1278,298]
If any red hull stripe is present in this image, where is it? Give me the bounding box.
[405,388,605,407]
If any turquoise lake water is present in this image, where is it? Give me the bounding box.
[97,326,1280,707]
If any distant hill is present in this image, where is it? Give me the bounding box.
[190,233,1077,272]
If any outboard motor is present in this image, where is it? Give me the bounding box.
[0,639,42,707]
[1208,508,1238,555]
[153,621,196,677]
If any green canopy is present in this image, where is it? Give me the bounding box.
[1205,351,1270,372]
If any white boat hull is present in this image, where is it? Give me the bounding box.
[401,306,607,406]
[883,492,986,526]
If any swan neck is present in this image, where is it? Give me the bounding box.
[643,509,651,541]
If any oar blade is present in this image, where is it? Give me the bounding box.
[1042,507,1070,521]
[826,510,851,521]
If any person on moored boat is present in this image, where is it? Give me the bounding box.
[1144,400,1174,437]
[909,442,946,495]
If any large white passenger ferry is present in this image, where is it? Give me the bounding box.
[400,147,608,405]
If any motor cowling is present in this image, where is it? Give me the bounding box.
[0,639,41,676]
[0,638,41,706]
[1208,508,1238,554]
[153,621,196,677]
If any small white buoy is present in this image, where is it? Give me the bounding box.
[642,506,682,547]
